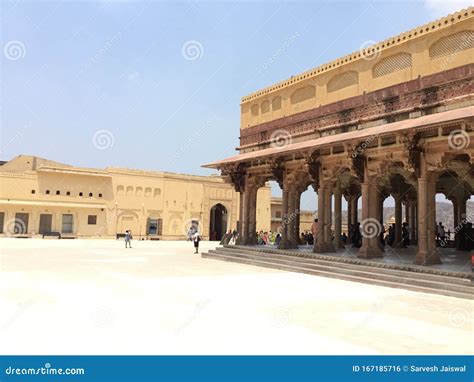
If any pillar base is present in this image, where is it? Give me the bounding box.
[357,246,383,259]
[313,242,336,253]
[414,250,442,265]
[278,240,291,250]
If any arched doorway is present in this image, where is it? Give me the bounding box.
[209,203,227,241]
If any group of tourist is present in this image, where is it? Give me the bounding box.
[185,217,474,253]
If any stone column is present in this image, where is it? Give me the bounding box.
[238,189,251,245]
[293,187,302,247]
[409,201,416,245]
[278,188,290,249]
[334,189,344,249]
[347,196,354,227]
[394,196,402,247]
[415,170,441,264]
[457,196,467,226]
[238,192,244,239]
[375,191,384,252]
[287,186,299,249]
[352,196,359,225]
[324,187,335,252]
[358,180,383,258]
[452,199,459,228]
[314,185,326,253]
[247,186,258,245]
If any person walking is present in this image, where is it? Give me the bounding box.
[125,230,132,248]
[193,231,201,254]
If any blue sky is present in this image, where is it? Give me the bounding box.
[1,0,469,209]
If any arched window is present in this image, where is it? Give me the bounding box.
[372,53,411,78]
[290,85,315,104]
[327,71,358,92]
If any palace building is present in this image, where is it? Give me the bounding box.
[0,155,272,240]
[204,8,474,265]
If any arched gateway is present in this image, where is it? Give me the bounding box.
[203,8,474,266]
[209,203,228,241]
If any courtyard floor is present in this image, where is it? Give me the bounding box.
[0,238,472,355]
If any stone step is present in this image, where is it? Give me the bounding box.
[227,245,472,281]
[212,247,471,286]
[207,249,471,294]
[202,248,473,300]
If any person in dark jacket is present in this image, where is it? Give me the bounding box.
[193,232,201,254]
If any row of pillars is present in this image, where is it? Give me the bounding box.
[237,176,470,266]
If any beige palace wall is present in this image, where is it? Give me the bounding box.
[240,9,474,132]
[0,155,271,240]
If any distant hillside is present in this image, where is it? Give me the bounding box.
[309,201,474,230]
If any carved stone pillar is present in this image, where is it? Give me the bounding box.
[452,199,459,228]
[314,183,335,253]
[352,195,359,224]
[247,186,258,245]
[313,185,326,253]
[394,196,402,247]
[278,187,290,249]
[238,188,251,245]
[334,189,344,249]
[409,201,416,245]
[457,196,468,226]
[415,164,441,264]
[347,197,354,226]
[287,185,299,249]
[292,186,303,247]
[358,180,383,259]
[324,187,335,252]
